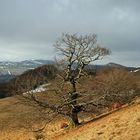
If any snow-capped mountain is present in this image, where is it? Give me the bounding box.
[0,60,138,83]
[0,59,53,68]
[20,59,54,66]
[0,59,54,83]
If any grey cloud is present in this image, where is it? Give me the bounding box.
[0,0,139,66]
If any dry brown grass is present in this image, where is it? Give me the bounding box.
[1,96,140,140]
[0,69,140,140]
[0,96,70,140]
[52,98,140,140]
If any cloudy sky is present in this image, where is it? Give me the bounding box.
[0,0,140,66]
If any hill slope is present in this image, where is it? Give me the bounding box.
[0,96,140,140]
[53,99,140,140]
[0,64,57,98]
[0,96,67,140]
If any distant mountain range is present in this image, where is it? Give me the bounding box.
[88,62,138,71]
[0,59,54,83]
[0,61,139,98]
[0,60,139,83]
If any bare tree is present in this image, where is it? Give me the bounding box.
[53,33,110,125]
[24,33,110,127]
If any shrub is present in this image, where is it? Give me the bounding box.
[93,68,139,106]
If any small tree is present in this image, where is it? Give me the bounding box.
[53,33,110,125]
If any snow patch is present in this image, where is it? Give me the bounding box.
[32,60,43,65]
[8,70,12,75]
[23,83,51,95]
[28,68,35,70]
[130,69,140,73]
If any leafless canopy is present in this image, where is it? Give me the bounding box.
[54,33,110,81]
[25,33,111,127]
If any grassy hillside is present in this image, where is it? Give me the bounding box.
[53,98,140,140]
[0,65,57,98]
[0,67,140,139]
[0,96,140,140]
[0,96,68,140]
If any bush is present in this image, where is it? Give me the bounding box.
[93,68,139,106]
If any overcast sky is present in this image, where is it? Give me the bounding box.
[0,0,140,66]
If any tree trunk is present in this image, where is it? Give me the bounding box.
[69,78,80,125]
[70,107,79,125]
